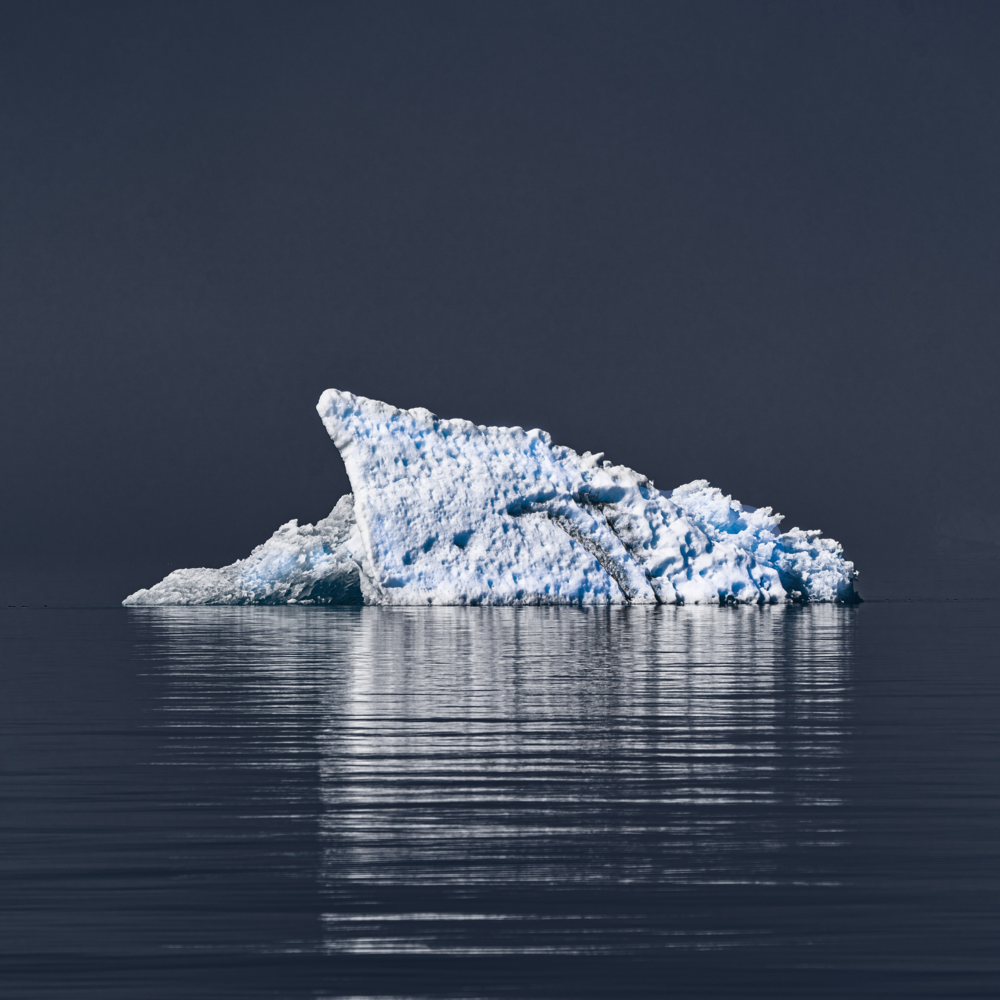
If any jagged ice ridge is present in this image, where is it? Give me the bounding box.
[124,390,858,606]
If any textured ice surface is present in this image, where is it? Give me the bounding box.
[123,495,372,606]
[124,390,857,606]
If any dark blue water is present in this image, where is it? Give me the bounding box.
[2,602,998,998]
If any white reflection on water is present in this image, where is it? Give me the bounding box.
[145,604,854,956]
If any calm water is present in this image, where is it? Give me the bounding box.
[2,602,998,998]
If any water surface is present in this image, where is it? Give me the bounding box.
[2,603,998,997]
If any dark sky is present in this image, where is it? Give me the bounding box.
[3,0,999,602]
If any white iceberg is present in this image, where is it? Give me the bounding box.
[123,389,858,607]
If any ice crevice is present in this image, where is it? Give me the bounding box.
[123,389,858,607]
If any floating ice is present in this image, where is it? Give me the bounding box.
[124,390,857,606]
[124,495,373,607]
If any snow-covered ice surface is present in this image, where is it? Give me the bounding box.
[124,390,857,606]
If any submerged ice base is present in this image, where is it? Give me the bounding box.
[124,390,857,607]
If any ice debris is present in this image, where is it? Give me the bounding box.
[123,389,858,606]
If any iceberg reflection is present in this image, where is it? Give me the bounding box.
[143,604,854,956]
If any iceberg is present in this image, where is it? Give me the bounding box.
[124,389,858,607]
